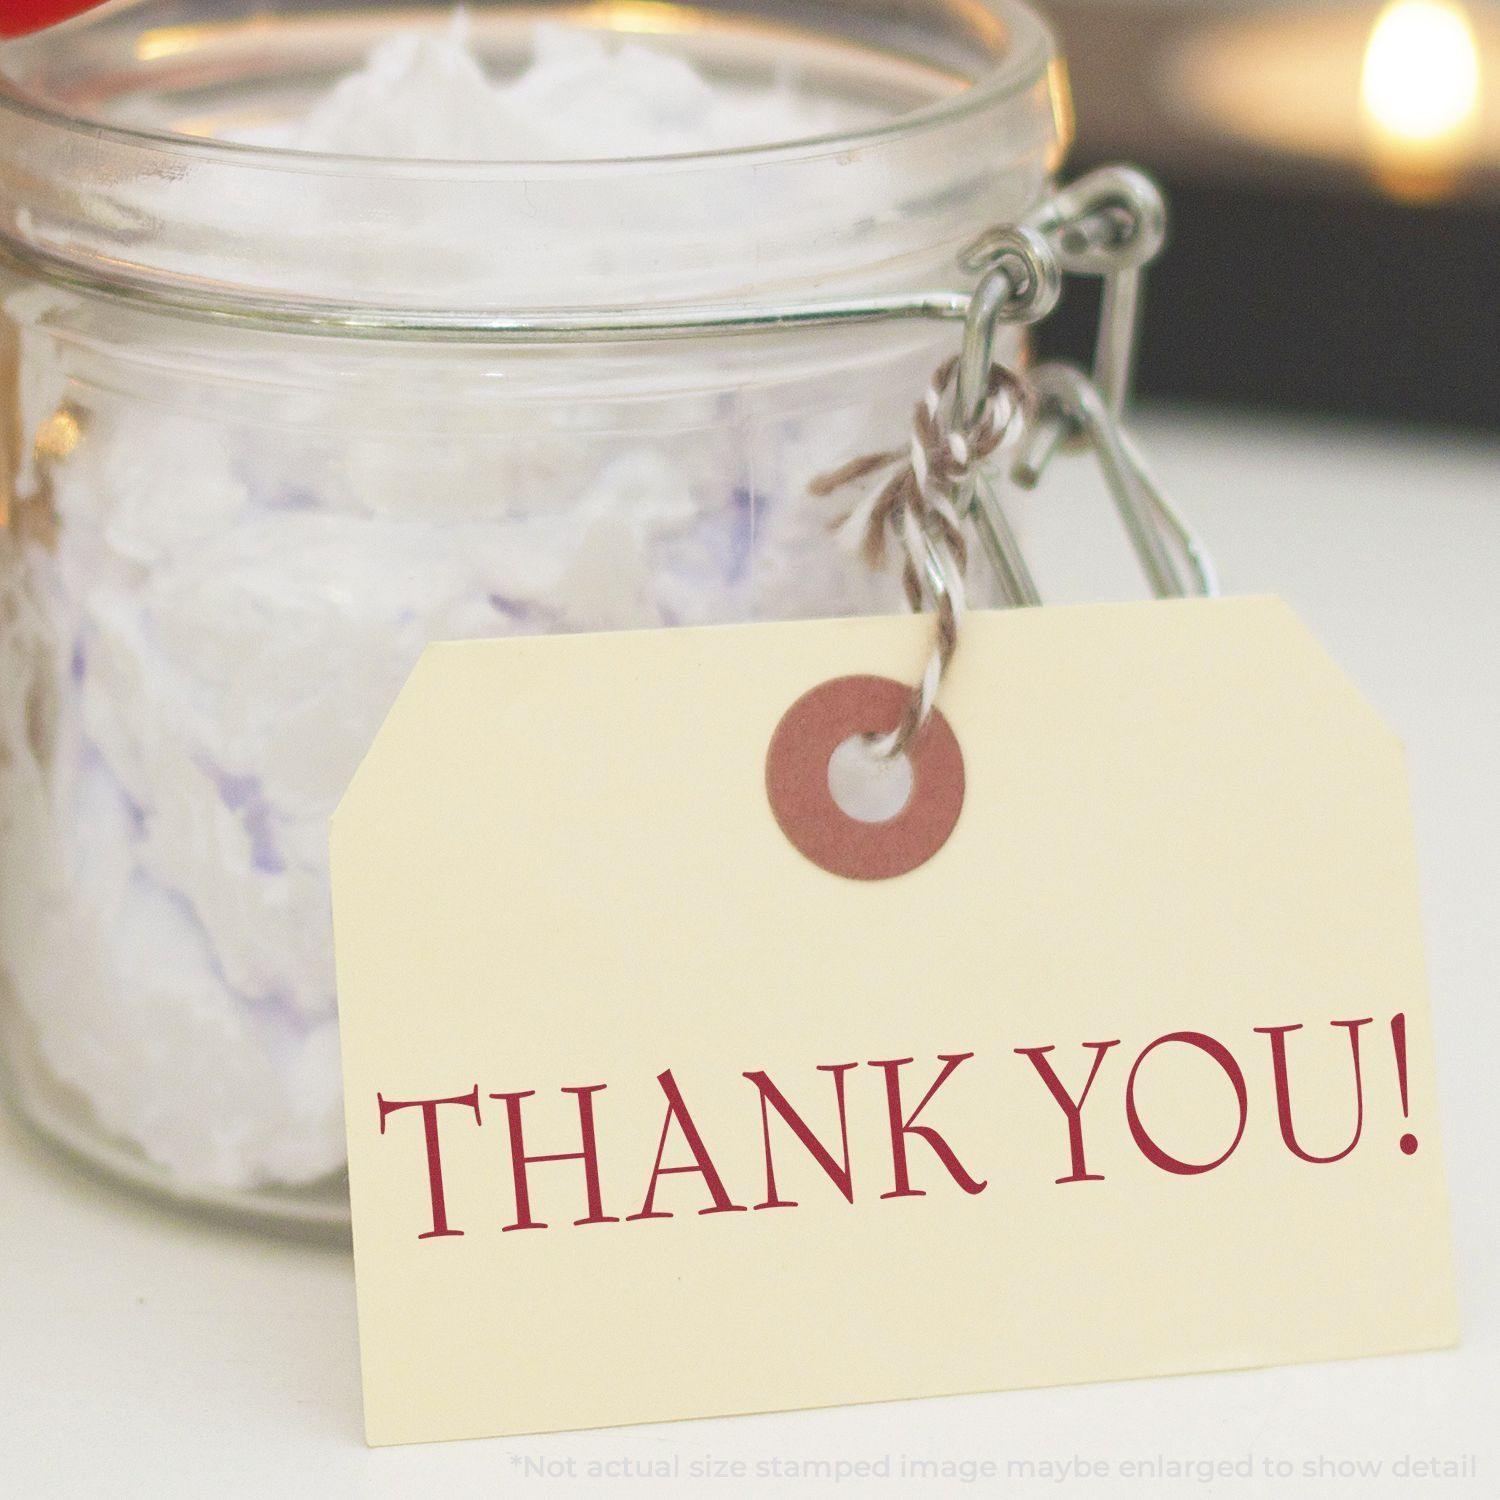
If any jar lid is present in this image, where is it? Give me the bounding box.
[0,1,1066,327]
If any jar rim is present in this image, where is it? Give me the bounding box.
[0,0,1053,173]
[0,1,1066,327]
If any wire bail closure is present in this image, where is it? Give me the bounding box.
[812,164,1217,760]
[962,166,1217,608]
[808,165,1216,621]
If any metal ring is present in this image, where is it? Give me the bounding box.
[955,226,1060,426]
[1031,165,1167,276]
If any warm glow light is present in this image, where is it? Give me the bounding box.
[1361,0,1482,145]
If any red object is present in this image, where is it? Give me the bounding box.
[765,675,965,882]
[1,1,113,38]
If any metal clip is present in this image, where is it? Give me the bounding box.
[1037,167,1167,413]
[952,226,1061,610]
[976,166,1216,603]
[1018,165,1169,481]
[1016,364,1216,599]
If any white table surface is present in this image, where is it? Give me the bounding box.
[3,407,1496,1498]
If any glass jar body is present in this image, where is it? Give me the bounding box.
[0,296,1034,1226]
[0,0,1063,1227]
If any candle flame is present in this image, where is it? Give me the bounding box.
[1361,1,1481,146]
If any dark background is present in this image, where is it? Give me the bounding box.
[1034,1,1500,431]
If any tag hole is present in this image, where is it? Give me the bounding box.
[827,734,914,824]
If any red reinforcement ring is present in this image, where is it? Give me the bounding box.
[765,675,965,881]
[2,2,112,39]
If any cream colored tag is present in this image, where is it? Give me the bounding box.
[332,597,1456,1447]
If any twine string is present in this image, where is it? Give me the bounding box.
[811,357,1028,760]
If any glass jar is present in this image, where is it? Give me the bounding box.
[0,0,1067,1229]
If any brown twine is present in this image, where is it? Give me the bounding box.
[810,357,1029,756]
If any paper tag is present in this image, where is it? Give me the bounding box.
[331,597,1456,1446]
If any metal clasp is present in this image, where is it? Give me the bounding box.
[1018,364,1217,600]
[961,165,1216,607]
[1032,165,1168,422]
[949,225,1061,611]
